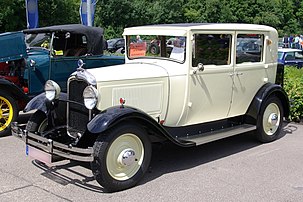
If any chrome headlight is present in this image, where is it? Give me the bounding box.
[44,80,61,101]
[83,86,98,109]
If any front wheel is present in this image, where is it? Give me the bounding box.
[91,123,151,192]
[256,96,284,143]
[0,92,18,137]
[26,110,48,133]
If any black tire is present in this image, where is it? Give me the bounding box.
[256,96,284,143]
[26,110,47,133]
[0,91,18,137]
[149,44,159,55]
[91,123,152,192]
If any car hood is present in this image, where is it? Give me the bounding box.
[86,62,169,82]
[0,31,27,62]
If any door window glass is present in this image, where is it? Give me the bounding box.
[236,34,264,64]
[192,34,231,66]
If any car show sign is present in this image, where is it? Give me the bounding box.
[129,42,147,57]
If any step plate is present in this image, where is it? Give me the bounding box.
[178,124,256,146]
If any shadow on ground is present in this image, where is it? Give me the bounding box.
[28,122,295,193]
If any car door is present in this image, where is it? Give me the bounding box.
[186,32,234,125]
[26,32,52,95]
[228,32,269,116]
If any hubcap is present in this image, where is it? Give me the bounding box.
[107,133,144,181]
[0,96,13,132]
[118,149,136,166]
[263,103,280,136]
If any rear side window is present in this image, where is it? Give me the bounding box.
[236,34,264,64]
[192,34,231,66]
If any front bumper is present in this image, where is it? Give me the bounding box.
[11,122,94,164]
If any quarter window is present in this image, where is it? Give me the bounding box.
[192,34,231,66]
[236,34,264,64]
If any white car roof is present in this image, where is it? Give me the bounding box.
[123,23,277,36]
[278,48,302,52]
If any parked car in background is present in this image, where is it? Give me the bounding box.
[107,38,125,53]
[0,24,124,136]
[12,23,289,192]
[278,48,303,68]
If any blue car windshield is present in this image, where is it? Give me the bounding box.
[278,52,283,60]
[25,33,52,50]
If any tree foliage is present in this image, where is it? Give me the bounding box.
[1,0,303,39]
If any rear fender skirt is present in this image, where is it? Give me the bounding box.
[246,83,289,122]
[87,106,190,147]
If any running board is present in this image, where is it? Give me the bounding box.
[178,124,256,146]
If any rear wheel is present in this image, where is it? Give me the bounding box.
[0,92,18,137]
[91,123,151,192]
[256,96,284,143]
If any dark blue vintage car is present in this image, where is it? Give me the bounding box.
[0,24,124,136]
[278,48,303,68]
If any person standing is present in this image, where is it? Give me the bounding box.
[294,34,300,49]
[289,35,293,48]
[282,34,289,48]
[300,35,303,50]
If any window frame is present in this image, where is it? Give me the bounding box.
[190,30,234,68]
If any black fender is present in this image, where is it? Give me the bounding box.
[24,92,67,113]
[0,78,29,102]
[86,106,188,147]
[246,83,289,123]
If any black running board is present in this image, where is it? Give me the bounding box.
[177,124,256,146]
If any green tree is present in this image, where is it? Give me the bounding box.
[0,0,80,33]
[0,0,26,32]
[38,0,79,27]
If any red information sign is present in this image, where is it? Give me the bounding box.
[129,42,147,57]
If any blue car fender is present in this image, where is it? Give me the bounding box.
[24,92,67,113]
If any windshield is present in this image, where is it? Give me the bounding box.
[25,33,52,50]
[126,35,186,63]
[278,51,283,60]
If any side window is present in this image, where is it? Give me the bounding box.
[53,33,88,57]
[295,51,303,59]
[285,52,295,60]
[236,34,264,64]
[192,34,231,66]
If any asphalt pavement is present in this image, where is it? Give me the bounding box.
[0,113,303,201]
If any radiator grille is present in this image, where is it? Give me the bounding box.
[68,79,89,133]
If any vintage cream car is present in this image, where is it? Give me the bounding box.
[12,23,289,192]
